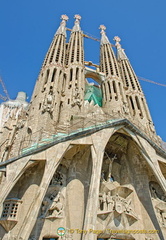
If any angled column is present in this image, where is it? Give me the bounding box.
[99,25,127,117]
[114,36,156,136]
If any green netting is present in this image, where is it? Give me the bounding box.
[84,84,102,107]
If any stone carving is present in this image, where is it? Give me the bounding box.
[148,120,155,133]
[98,192,137,219]
[47,192,63,218]
[150,184,158,199]
[42,91,54,114]
[149,182,166,201]
[113,193,125,214]
[155,205,166,227]
[28,237,36,240]
[122,102,130,115]
[41,196,51,217]
[71,89,82,107]
[100,170,106,182]
[41,192,64,219]
[50,171,66,186]
[106,192,114,212]
[107,154,117,182]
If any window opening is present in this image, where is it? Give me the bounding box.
[1,199,22,220]
[70,69,73,82]
[51,68,57,82]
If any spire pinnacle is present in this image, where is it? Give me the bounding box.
[99,25,110,45]
[72,14,82,32]
[113,36,128,60]
[55,14,68,36]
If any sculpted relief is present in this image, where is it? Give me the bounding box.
[149,181,166,228]
[98,186,138,227]
[41,192,64,219]
[98,192,136,218]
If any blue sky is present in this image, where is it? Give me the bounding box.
[0,0,166,140]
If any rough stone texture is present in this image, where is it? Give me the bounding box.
[0,15,166,240]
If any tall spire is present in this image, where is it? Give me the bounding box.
[29,15,69,132]
[99,25,121,78]
[41,15,68,69]
[114,36,142,92]
[114,36,155,134]
[66,14,84,65]
[99,25,125,115]
[60,14,85,122]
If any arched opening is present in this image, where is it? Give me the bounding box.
[30,144,92,239]
[97,130,163,239]
[0,161,45,234]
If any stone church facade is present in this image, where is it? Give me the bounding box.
[0,14,166,240]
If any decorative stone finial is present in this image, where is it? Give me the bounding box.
[55,14,68,36]
[113,36,121,48]
[99,25,110,45]
[114,36,121,42]
[113,36,128,60]
[74,14,81,21]
[61,14,69,21]
[72,14,81,32]
[99,25,106,32]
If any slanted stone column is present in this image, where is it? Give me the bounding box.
[82,128,115,240]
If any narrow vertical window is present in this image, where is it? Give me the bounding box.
[51,68,57,82]
[70,69,73,82]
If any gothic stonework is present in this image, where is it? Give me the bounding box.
[0,15,166,240]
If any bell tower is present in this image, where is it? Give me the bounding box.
[60,14,85,124]
[28,15,69,133]
[114,36,156,135]
[99,25,126,116]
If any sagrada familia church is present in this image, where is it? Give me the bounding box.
[0,14,166,240]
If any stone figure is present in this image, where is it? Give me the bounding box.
[107,154,117,182]
[161,194,166,202]
[98,193,103,210]
[101,170,106,182]
[124,199,132,213]
[71,89,82,107]
[113,194,125,214]
[41,196,52,216]
[51,171,66,186]
[106,192,114,212]
[102,192,107,211]
[123,102,129,114]
[47,192,63,218]
[148,120,155,133]
[161,209,166,227]
[98,191,137,220]
[156,208,164,226]
[42,91,54,113]
[150,184,158,199]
